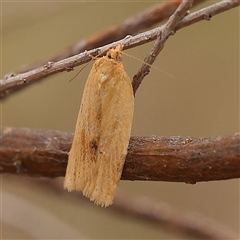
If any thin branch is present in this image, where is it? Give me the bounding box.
[22,177,238,239]
[1,127,239,182]
[176,0,240,30]
[133,0,240,93]
[112,196,238,239]
[16,0,206,74]
[0,0,239,100]
[132,0,193,94]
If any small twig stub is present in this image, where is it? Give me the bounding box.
[64,44,134,207]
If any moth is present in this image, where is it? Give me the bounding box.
[64,44,134,207]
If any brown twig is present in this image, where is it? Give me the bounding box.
[112,196,238,239]
[132,0,193,94]
[16,0,206,74]
[20,177,237,239]
[176,0,240,30]
[1,127,239,182]
[1,0,239,100]
[132,0,240,93]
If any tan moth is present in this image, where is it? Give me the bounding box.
[64,44,134,207]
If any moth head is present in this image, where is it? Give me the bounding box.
[106,43,124,62]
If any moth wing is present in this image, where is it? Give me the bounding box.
[88,59,134,206]
[64,61,102,191]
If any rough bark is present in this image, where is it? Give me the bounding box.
[1,127,239,183]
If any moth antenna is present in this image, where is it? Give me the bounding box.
[68,62,91,82]
[121,51,173,78]
[68,48,110,82]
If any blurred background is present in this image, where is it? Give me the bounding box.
[1,0,239,239]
